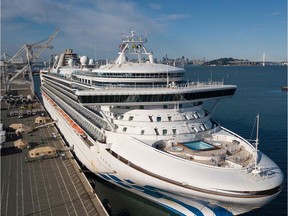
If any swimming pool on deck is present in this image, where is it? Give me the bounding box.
[183,141,214,150]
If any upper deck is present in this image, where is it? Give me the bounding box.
[76,81,236,105]
[41,30,236,106]
[41,71,236,106]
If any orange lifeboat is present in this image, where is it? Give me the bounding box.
[69,121,84,135]
[76,127,84,135]
[56,107,86,137]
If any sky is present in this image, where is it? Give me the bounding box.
[1,0,287,62]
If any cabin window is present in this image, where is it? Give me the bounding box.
[198,110,205,117]
[205,121,212,130]
[172,128,177,135]
[111,151,118,158]
[162,129,167,135]
[157,117,161,122]
[200,124,206,131]
[123,127,127,132]
[191,126,198,133]
[119,156,128,164]
[128,116,134,121]
[141,130,145,135]
[163,105,168,109]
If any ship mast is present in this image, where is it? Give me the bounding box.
[254,114,260,169]
[115,29,153,64]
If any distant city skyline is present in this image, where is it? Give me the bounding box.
[1,0,287,62]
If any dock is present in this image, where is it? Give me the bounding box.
[1,90,108,216]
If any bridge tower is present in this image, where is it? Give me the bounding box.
[262,52,266,66]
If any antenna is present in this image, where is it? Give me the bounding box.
[254,114,260,169]
[166,63,169,87]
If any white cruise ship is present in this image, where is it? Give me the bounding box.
[40,30,283,215]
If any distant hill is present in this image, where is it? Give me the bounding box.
[203,57,248,66]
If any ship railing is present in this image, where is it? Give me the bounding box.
[241,163,277,181]
[42,86,106,143]
[219,127,255,151]
[45,79,78,101]
[72,80,224,90]
[45,84,108,131]
[44,82,111,131]
[44,87,106,143]
[72,70,183,79]
[172,125,222,144]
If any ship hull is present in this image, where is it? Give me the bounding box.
[41,94,281,215]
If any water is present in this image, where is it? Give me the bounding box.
[34,65,287,215]
[183,141,214,150]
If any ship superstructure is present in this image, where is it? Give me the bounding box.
[40,30,283,215]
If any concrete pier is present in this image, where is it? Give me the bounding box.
[1,93,108,216]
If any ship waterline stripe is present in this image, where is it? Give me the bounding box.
[102,174,206,216]
[107,149,282,198]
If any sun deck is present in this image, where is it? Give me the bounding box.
[163,136,254,168]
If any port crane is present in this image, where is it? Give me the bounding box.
[2,28,61,95]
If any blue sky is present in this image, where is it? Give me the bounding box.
[1,0,287,62]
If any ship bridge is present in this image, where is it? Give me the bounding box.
[76,82,236,105]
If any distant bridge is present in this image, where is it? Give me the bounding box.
[233,53,287,66]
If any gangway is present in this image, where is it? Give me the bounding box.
[34,120,58,130]
[59,145,74,152]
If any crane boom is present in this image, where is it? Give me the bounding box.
[31,28,61,62]
[5,28,61,94]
